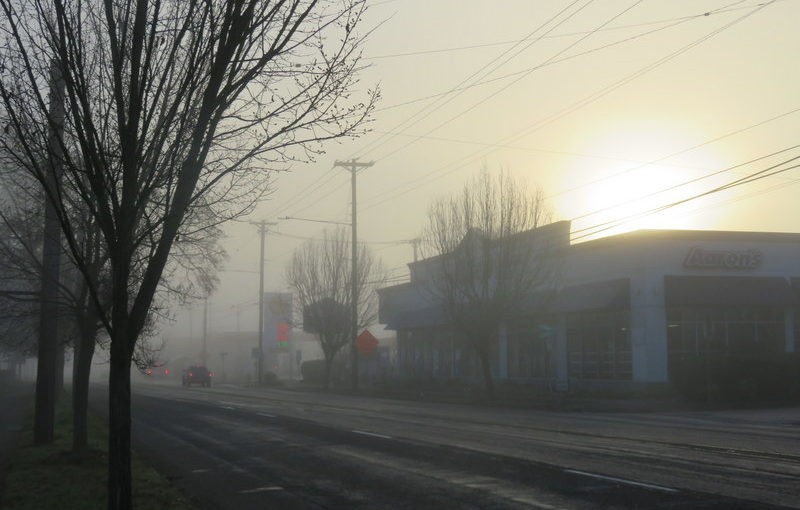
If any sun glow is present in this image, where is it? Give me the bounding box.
[556,121,729,239]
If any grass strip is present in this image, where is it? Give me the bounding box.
[0,392,194,510]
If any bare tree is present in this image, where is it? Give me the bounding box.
[286,227,384,389]
[0,172,223,453]
[421,169,560,399]
[0,1,375,507]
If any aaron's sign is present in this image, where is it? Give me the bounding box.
[683,246,762,270]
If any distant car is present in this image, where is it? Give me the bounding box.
[182,365,213,387]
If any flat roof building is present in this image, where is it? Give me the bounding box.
[377,224,800,391]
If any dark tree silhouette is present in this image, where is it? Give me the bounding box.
[286,228,384,389]
[0,1,375,508]
[421,170,561,399]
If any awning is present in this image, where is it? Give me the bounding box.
[384,306,448,330]
[552,278,630,313]
[664,275,797,306]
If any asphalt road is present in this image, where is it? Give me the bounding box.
[103,380,800,510]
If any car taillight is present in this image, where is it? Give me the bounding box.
[164,369,170,375]
[188,372,193,377]
[208,373,213,377]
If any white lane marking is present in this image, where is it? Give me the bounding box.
[218,400,240,406]
[564,469,679,493]
[191,469,210,474]
[220,406,235,410]
[239,486,283,494]
[256,412,277,418]
[352,430,393,440]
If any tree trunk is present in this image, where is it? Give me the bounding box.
[477,347,495,401]
[323,355,332,391]
[55,343,65,394]
[108,327,132,510]
[72,325,96,453]
[34,57,66,446]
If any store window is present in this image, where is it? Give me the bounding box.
[666,307,785,364]
[507,317,555,379]
[566,310,631,380]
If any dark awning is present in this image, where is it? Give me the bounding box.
[664,275,797,306]
[552,278,630,313]
[384,306,448,330]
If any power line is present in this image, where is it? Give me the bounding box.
[569,142,800,223]
[266,166,337,219]
[371,15,695,115]
[569,150,800,241]
[266,1,753,219]
[363,1,774,61]
[551,107,800,201]
[359,1,775,212]
[367,0,648,163]
[350,0,592,160]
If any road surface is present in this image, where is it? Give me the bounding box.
[98,381,800,509]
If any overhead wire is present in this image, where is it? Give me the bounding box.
[264,0,594,225]
[368,0,648,163]
[371,13,701,116]
[358,1,775,212]
[569,141,800,223]
[362,1,773,61]
[350,0,592,160]
[569,149,800,241]
[261,1,755,224]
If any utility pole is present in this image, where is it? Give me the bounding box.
[35,58,66,445]
[334,159,374,392]
[252,220,276,385]
[202,297,208,366]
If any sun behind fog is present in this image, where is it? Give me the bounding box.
[556,120,728,236]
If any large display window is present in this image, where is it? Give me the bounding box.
[507,317,555,379]
[666,306,785,364]
[566,310,631,380]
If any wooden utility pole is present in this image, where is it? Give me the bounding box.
[334,159,373,392]
[34,59,66,445]
[252,220,276,385]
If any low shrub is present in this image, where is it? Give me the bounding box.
[300,359,327,385]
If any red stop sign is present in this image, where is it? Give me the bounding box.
[355,330,378,355]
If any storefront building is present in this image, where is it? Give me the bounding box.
[377,226,800,390]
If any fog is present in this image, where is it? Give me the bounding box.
[163,0,800,339]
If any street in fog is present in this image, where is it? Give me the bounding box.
[106,380,800,510]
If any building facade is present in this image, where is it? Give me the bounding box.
[378,226,800,390]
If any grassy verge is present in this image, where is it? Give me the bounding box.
[0,393,194,510]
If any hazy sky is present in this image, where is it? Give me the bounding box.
[163,0,800,339]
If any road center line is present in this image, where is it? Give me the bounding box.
[352,430,393,440]
[564,469,679,493]
[256,412,276,418]
[219,406,235,410]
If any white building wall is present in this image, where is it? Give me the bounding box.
[379,229,800,386]
[563,233,800,384]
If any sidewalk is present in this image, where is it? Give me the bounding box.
[265,378,800,414]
